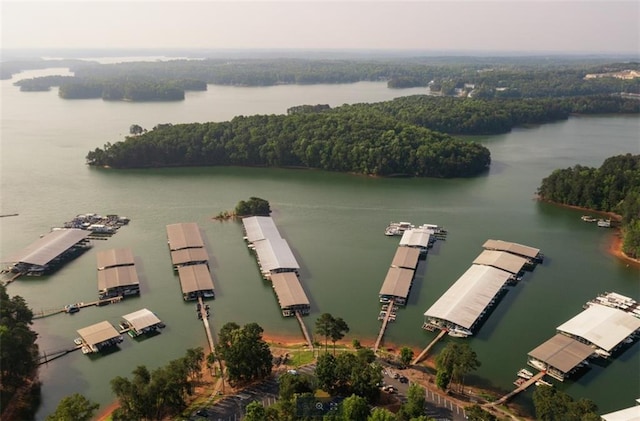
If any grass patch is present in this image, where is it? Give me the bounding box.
[290,350,315,367]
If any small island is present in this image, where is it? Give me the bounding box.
[214,197,271,221]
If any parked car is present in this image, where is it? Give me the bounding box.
[399,376,409,383]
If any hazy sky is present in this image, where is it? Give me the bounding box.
[1,1,639,54]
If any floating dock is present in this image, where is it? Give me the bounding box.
[492,371,546,405]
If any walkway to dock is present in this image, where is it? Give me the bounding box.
[295,311,314,350]
[38,345,82,365]
[374,299,395,353]
[491,371,546,406]
[198,296,216,354]
[412,329,447,365]
[32,296,123,319]
[2,271,24,285]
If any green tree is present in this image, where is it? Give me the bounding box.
[464,404,497,421]
[329,317,350,355]
[397,384,426,421]
[45,393,99,421]
[435,342,480,392]
[368,408,396,421]
[244,401,267,421]
[278,371,314,400]
[400,347,414,368]
[0,284,40,417]
[315,313,335,352]
[217,322,273,385]
[341,394,370,421]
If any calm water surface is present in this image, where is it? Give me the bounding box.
[1,68,639,418]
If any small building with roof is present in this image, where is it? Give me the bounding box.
[527,333,594,381]
[242,216,282,243]
[379,266,415,306]
[600,399,640,421]
[270,272,310,317]
[422,264,512,336]
[170,247,209,270]
[177,263,215,301]
[166,222,205,251]
[121,308,164,337]
[2,228,91,276]
[390,247,421,270]
[556,303,640,357]
[482,239,543,264]
[399,228,432,254]
[77,320,122,353]
[473,250,527,282]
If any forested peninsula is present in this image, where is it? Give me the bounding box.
[537,154,640,259]
[85,94,638,176]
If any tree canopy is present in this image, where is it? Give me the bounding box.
[217,322,273,385]
[45,393,99,421]
[0,283,40,419]
[434,342,480,392]
[235,197,271,217]
[533,385,599,421]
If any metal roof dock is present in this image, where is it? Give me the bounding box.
[270,272,310,316]
[482,239,543,263]
[170,248,209,269]
[252,237,300,279]
[177,263,215,301]
[601,401,640,421]
[390,246,421,270]
[77,321,122,353]
[242,216,282,243]
[122,308,164,336]
[379,266,415,305]
[557,303,640,353]
[3,229,91,275]
[473,250,527,275]
[423,264,512,334]
[527,333,594,381]
[166,222,205,251]
[96,248,135,270]
[98,266,140,299]
[399,228,432,254]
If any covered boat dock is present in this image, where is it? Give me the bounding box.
[77,320,122,353]
[556,303,640,357]
[270,272,310,317]
[473,250,527,282]
[399,228,432,254]
[601,399,640,421]
[2,228,91,276]
[390,246,421,270]
[121,308,164,337]
[527,333,594,381]
[422,264,512,336]
[166,222,205,250]
[251,237,300,279]
[379,266,415,306]
[97,248,140,299]
[482,239,543,265]
[177,263,215,301]
[242,216,282,243]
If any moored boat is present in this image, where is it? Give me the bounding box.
[535,379,553,387]
[597,219,612,228]
[517,368,534,379]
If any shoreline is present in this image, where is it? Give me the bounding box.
[538,198,640,267]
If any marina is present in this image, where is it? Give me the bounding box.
[422,239,541,336]
[96,248,140,299]
[242,216,313,345]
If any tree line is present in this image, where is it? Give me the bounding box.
[537,154,640,258]
[85,105,491,178]
[8,57,640,98]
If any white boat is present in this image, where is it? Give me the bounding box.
[597,219,612,228]
[81,346,92,354]
[448,327,472,338]
[517,369,534,379]
[73,337,83,346]
[535,379,553,387]
[385,221,414,236]
[528,359,547,371]
[594,348,611,358]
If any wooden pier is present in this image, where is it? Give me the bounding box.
[491,371,546,405]
[295,310,314,350]
[198,296,216,354]
[374,299,396,353]
[33,296,123,319]
[412,329,447,365]
[38,345,82,365]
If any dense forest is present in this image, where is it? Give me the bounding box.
[537,154,640,258]
[0,284,41,420]
[86,104,491,177]
[9,57,640,101]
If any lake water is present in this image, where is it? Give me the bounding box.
[1,68,639,419]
